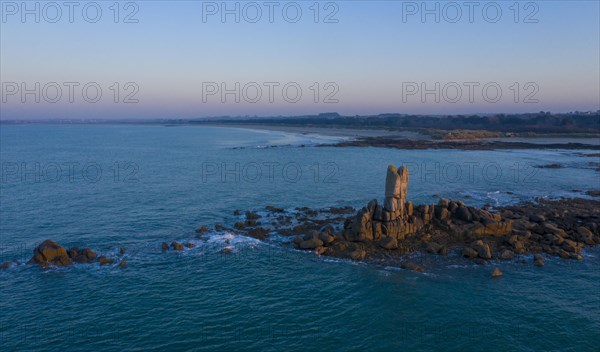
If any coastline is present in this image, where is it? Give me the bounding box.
[204,123,600,151]
[203,123,429,139]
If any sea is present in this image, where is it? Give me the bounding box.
[1,124,599,351]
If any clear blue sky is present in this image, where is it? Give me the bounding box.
[1,0,599,119]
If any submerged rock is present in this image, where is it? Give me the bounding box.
[195,226,208,234]
[401,262,424,273]
[98,256,115,265]
[533,254,545,266]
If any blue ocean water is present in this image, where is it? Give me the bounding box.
[0,125,599,351]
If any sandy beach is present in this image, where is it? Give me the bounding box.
[205,123,430,139]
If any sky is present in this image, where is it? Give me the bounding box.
[1,0,599,119]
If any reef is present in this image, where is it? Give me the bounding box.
[223,165,600,270]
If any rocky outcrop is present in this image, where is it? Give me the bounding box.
[26,240,120,269]
[29,240,73,267]
[171,241,184,250]
[69,247,97,264]
[263,164,600,271]
[344,166,422,243]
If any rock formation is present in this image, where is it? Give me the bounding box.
[269,164,599,269]
[26,240,123,269]
[384,165,409,214]
[343,165,516,247]
[27,240,127,268]
[345,165,420,242]
[29,240,73,267]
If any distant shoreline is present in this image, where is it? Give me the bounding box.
[203,123,429,139]
[205,123,600,151]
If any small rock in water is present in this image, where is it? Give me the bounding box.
[0,261,10,270]
[533,254,545,266]
[185,243,195,249]
[537,163,562,169]
[119,247,126,255]
[171,241,184,251]
[246,211,261,220]
[195,226,208,233]
[222,247,232,254]
[98,256,115,265]
[118,260,127,268]
[234,222,246,230]
[491,267,503,277]
[161,242,169,251]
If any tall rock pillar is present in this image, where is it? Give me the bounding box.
[383,165,409,218]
